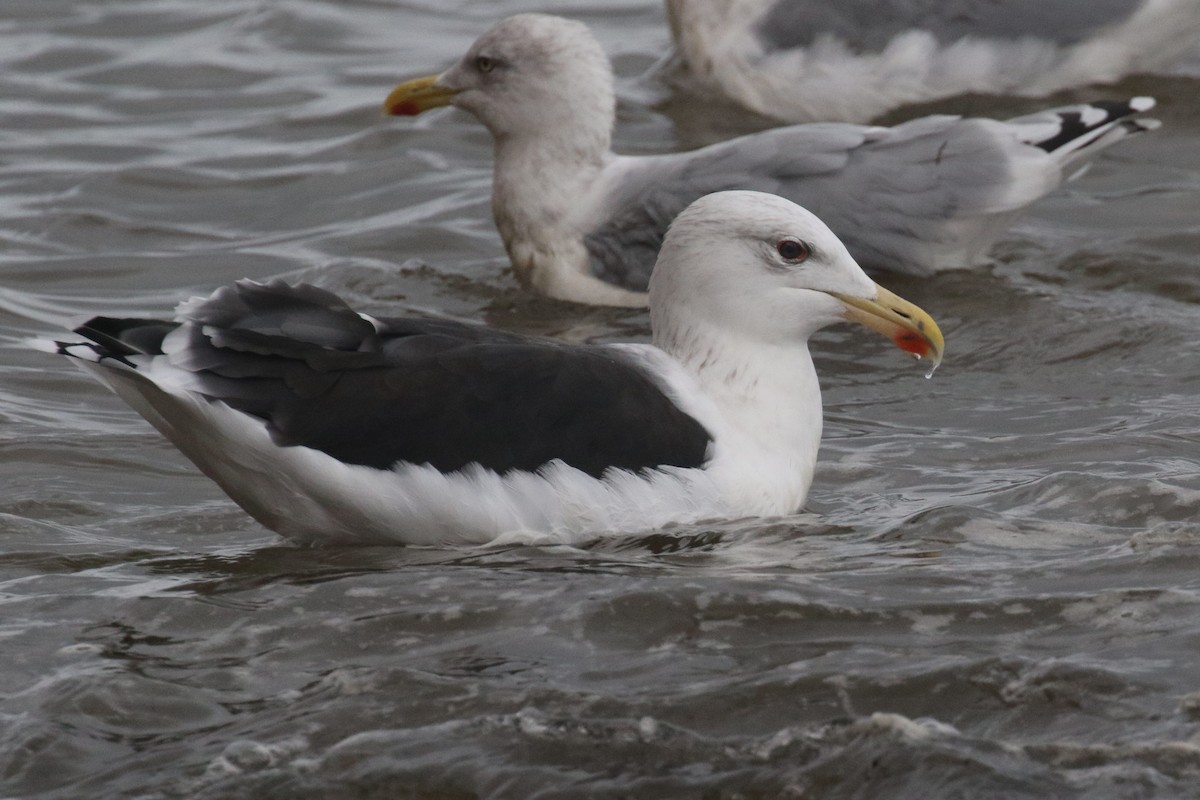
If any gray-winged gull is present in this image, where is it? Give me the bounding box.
[661,0,1200,123]
[54,191,943,546]
[385,13,1160,307]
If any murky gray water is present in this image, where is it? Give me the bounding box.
[2,1,1200,797]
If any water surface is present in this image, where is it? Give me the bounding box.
[2,2,1200,797]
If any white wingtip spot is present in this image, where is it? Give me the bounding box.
[1079,105,1109,126]
[1130,96,1156,113]
[27,336,64,355]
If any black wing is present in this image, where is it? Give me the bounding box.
[71,280,712,478]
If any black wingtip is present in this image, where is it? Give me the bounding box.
[1034,97,1158,154]
[70,317,177,358]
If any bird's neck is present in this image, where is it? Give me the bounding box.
[491,128,612,226]
[654,317,824,514]
[490,131,643,306]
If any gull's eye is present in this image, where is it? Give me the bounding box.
[776,238,811,263]
[475,56,496,73]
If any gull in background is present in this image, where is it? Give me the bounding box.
[385,14,1160,307]
[660,0,1200,123]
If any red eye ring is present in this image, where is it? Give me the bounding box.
[776,238,810,263]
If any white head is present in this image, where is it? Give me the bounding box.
[385,14,615,148]
[649,191,944,365]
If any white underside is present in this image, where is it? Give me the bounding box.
[71,340,818,546]
[669,0,1197,123]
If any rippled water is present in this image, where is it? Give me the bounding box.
[3,1,1200,798]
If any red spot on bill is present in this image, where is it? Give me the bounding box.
[894,330,931,358]
[389,100,422,116]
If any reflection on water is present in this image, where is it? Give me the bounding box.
[2,1,1200,797]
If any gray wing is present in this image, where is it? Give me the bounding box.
[754,0,1145,53]
[65,279,713,478]
[587,117,1014,284]
[586,98,1153,284]
[586,124,871,289]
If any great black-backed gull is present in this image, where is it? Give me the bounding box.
[660,0,1199,123]
[384,13,1159,307]
[56,192,943,546]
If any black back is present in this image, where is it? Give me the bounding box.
[70,280,713,478]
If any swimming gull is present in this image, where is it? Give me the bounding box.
[661,0,1200,123]
[55,191,944,547]
[384,13,1160,307]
